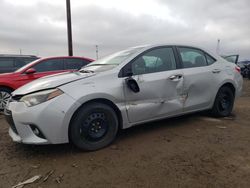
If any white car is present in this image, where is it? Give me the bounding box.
[5,44,243,151]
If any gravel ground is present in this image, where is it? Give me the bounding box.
[0,80,250,188]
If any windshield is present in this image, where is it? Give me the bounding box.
[15,58,41,72]
[81,47,144,72]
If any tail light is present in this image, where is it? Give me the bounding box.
[235,66,241,73]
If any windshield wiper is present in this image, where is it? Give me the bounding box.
[85,63,117,67]
[79,69,94,73]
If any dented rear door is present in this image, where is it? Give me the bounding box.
[177,47,215,112]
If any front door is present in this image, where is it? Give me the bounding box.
[123,47,184,123]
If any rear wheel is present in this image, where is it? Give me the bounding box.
[211,86,235,117]
[0,87,12,111]
[69,102,118,151]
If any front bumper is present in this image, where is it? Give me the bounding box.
[5,109,18,135]
[4,93,80,145]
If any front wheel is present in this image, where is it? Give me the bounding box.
[69,102,119,151]
[210,86,235,117]
[0,87,12,111]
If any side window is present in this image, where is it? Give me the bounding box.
[131,47,176,75]
[33,59,64,72]
[15,58,28,68]
[64,58,88,70]
[205,54,216,65]
[178,47,207,68]
[0,58,14,68]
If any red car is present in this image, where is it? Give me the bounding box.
[0,56,93,110]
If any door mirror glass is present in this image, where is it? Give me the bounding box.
[25,68,36,74]
[125,77,140,93]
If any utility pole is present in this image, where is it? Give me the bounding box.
[66,0,73,56]
[216,39,220,55]
[95,45,99,60]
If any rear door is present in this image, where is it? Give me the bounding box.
[177,46,216,112]
[122,46,184,123]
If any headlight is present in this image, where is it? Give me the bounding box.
[20,88,64,107]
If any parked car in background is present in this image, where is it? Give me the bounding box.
[0,54,39,73]
[222,55,250,78]
[237,61,250,78]
[4,44,243,151]
[0,56,93,110]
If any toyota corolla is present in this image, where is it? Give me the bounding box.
[5,44,243,151]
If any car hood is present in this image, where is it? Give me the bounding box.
[13,71,95,95]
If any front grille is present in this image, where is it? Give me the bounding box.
[4,110,18,135]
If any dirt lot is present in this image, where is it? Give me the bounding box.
[0,80,250,188]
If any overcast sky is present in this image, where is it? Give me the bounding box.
[0,0,249,60]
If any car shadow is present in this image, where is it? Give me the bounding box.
[117,113,200,140]
[11,112,206,157]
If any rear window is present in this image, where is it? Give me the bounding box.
[205,54,216,65]
[0,58,15,68]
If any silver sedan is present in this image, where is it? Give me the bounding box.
[5,44,243,151]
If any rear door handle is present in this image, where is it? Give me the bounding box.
[212,69,221,73]
[169,74,183,81]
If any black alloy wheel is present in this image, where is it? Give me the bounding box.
[211,86,234,117]
[70,102,118,151]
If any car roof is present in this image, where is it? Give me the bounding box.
[130,43,220,59]
[39,56,94,62]
[0,54,38,58]
[15,56,94,73]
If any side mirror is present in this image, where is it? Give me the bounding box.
[25,68,36,74]
[125,77,140,93]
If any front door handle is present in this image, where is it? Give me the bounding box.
[212,69,221,73]
[169,74,183,81]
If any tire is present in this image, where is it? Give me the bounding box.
[0,87,12,111]
[211,86,235,117]
[69,102,119,151]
